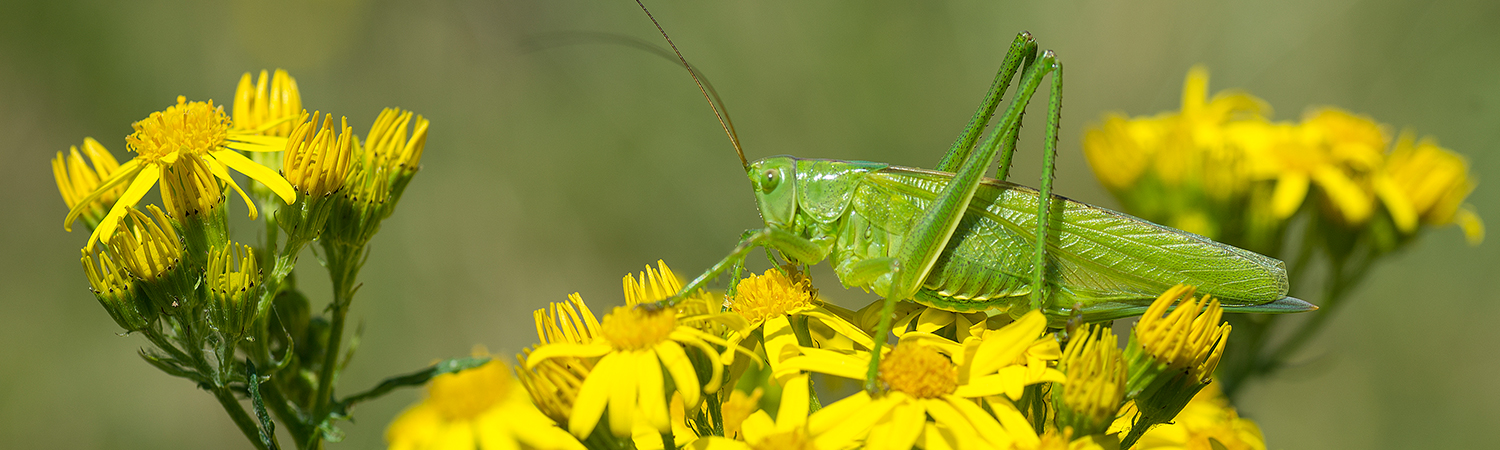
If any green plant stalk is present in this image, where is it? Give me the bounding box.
[260,381,314,450]
[309,241,365,446]
[178,318,273,450]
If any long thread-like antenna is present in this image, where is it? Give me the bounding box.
[634,0,748,170]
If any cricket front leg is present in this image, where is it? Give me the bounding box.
[664,227,826,307]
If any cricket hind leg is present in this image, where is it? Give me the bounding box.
[936,32,1038,173]
[863,51,1063,393]
[1027,58,1064,314]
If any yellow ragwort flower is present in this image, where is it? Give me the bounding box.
[283,112,356,198]
[780,311,1063,450]
[63,96,296,249]
[518,293,600,427]
[688,374,819,450]
[232,69,302,137]
[726,267,872,377]
[53,137,125,228]
[1110,383,1266,450]
[526,262,740,439]
[207,243,260,338]
[1134,285,1229,383]
[362,108,430,176]
[1054,324,1126,436]
[387,353,582,450]
[106,205,183,284]
[1375,131,1483,243]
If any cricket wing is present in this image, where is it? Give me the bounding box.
[853,168,1288,310]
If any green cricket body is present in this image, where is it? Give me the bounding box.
[749,155,1289,323]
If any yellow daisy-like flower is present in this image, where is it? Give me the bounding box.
[387,354,583,450]
[525,262,740,439]
[725,267,872,377]
[779,311,1064,450]
[52,137,126,228]
[63,96,296,249]
[232,69,302,137]
[1374,131,1483,244]
[1133,285,1228,383]
[1054,324,1126,436]
[1245,107,1386,225]
[688,374,819,450]
[1110,383,1265,450]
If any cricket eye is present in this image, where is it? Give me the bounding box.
[760,169,780,194]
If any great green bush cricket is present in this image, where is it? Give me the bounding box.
[633,3,1314,393]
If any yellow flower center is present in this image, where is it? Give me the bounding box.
[878,342,957,398]
[729,268,814,323]
[752,430,813,450]
[427,361,512,421]
[127,96,229,162]
[600,305,676,351]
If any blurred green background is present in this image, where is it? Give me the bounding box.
[1,0,1495,448]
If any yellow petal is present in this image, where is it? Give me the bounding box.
[775,350,867,381]
[916,307,955,333]
[670,329,725,393]
[803,307,875,349]
[87,166,159,251]
[867,400,925,450]
[569,352,622,437]
[972,310,1045,375]
[653,341,701,407]
[211,149,296,203]
[1455,206,1485,245]
[808,389,870,436]
[1376,175,1420,232]
[637,352,669,432]
[63,159,142,232]
[1311,165,1373,224]
[228,133,292,151]
[1270,172,1310,219]
[204,152,260,220]
[776,374,810,431]
[920,422,957,450]
[385,403,443,450]
[923,398,994,450]
[763,315,800,377]
[688,437,752,450]
[607,352,640,438]
[814,393,900,450]
[526,343,611,368]
[945,396,1012,449]
[990,398,1040,446]
[741,411,775,444]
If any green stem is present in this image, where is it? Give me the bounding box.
[260,381,313,450]
[213,386,273,450]
[310,243,363,442]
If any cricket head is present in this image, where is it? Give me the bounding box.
[748,156,798,229]
[749,156,887,230]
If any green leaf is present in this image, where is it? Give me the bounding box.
[246,360,282,450]
[334,356,491,414]
[138,349,208,384]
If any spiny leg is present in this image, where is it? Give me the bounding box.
[864,51,1062,393]
[1028,60,1064,313]
[936,32,1038,173]
[665,228,826,307]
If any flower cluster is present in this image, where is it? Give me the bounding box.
[1084,66,1481,256]
[388,260,1263,450]
[1082,66,1484,397]
[54,69,431,450]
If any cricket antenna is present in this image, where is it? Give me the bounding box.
[633,0,748,171]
